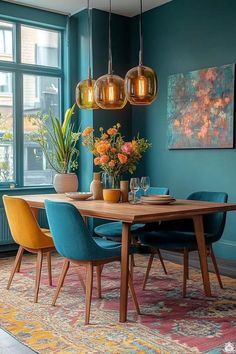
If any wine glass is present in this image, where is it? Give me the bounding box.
[141,176,150,195]
[129,177,140,204]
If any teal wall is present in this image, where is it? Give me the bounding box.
[131,0,236,260]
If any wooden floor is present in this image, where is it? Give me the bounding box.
[0,329,35,354]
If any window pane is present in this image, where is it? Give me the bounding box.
[21,25,60,68]
[23,74,60,186]
[0,72,14,183]
[0,21,14,62]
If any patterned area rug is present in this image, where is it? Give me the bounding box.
[0,253,236,353]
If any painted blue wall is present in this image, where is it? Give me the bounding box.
[131,0,236,260]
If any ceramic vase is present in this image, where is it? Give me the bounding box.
[90,172,103,200]
[53,173,78,193]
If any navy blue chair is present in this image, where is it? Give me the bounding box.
[139,191,228,296]
[45,200,140,324]
[94,187,169,273]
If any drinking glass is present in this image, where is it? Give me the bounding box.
[129,177,140,204]
[141,176,150,195]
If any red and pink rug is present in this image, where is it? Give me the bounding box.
[0,253,236,353]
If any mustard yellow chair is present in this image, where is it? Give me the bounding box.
[3,195,55,303]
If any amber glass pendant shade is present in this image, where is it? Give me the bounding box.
[76,79,98,109]
[125,65,158,105]
[125,0,158,106]
[94,0,127,110]
[94,74,127,110]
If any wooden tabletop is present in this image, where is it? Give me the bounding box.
[18,194,236,223]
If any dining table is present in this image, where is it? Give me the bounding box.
[17,193,236,323]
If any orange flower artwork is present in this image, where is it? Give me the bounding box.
[167,64,234,148]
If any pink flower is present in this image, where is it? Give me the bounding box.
[121,142,133,155]
[109,160,115,168]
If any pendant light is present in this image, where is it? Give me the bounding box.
[125,0,158,105]
[94,0,127,110]
[76,0,98,109]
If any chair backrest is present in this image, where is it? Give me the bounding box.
[45,200,107,261]
[187,191,228,242]
[3,195,47,249]
[137,186,169,197]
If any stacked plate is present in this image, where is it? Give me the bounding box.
[140,194,176,205]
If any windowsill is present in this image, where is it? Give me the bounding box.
[0,185,55,192]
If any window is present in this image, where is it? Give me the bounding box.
[0,72,14,183]
[23,74,60,186]
[0,21,13,61]
[0,72,12,93]
[0,19,63,187]
[21,25,60,68]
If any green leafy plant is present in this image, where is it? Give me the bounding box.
[30,105,80,174]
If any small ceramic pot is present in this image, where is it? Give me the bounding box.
[103,189,121,203]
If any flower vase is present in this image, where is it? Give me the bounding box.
[102,173,121,203]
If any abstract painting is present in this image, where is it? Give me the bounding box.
[167,64,234,149]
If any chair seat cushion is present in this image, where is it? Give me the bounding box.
[139,230,213,250]
[94,222,145,239]
[93,237,121,248]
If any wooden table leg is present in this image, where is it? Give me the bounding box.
[120,222,131,322]
[193,215,211,297]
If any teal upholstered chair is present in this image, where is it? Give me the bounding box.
[139,191,228,296]
[94,187,169,273]
[45,200,140,324]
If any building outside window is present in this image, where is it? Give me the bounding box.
[0,20,63,187]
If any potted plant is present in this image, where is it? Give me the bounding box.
[31,105,80,193]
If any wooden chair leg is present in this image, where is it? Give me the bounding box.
[131,254,136,267]
[85,262,93,325]
[16,249,24,273]
[7,246,24,290]
[130,255,134,277]
[46,252,52,286]
[52,259,70,306]
[183,248,189,298]
[96,265,102,299]
[142,252,155,290]
[75,268,86,293]
[156,248,168,275]
[34,250,43,303]
[128,271,140,315]
[209,246,223,289]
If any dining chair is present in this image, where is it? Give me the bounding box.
[94,187,169,274]
[3,195,55,303]
[45,199,140,325]
[139,191,228,296]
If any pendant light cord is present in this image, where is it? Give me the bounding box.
[108,0,112,74]
[87,0,92,79]
[139,0,143,66]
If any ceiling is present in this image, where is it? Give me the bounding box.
[2,0,172,17]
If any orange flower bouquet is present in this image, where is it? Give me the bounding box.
[82,123,151,188]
